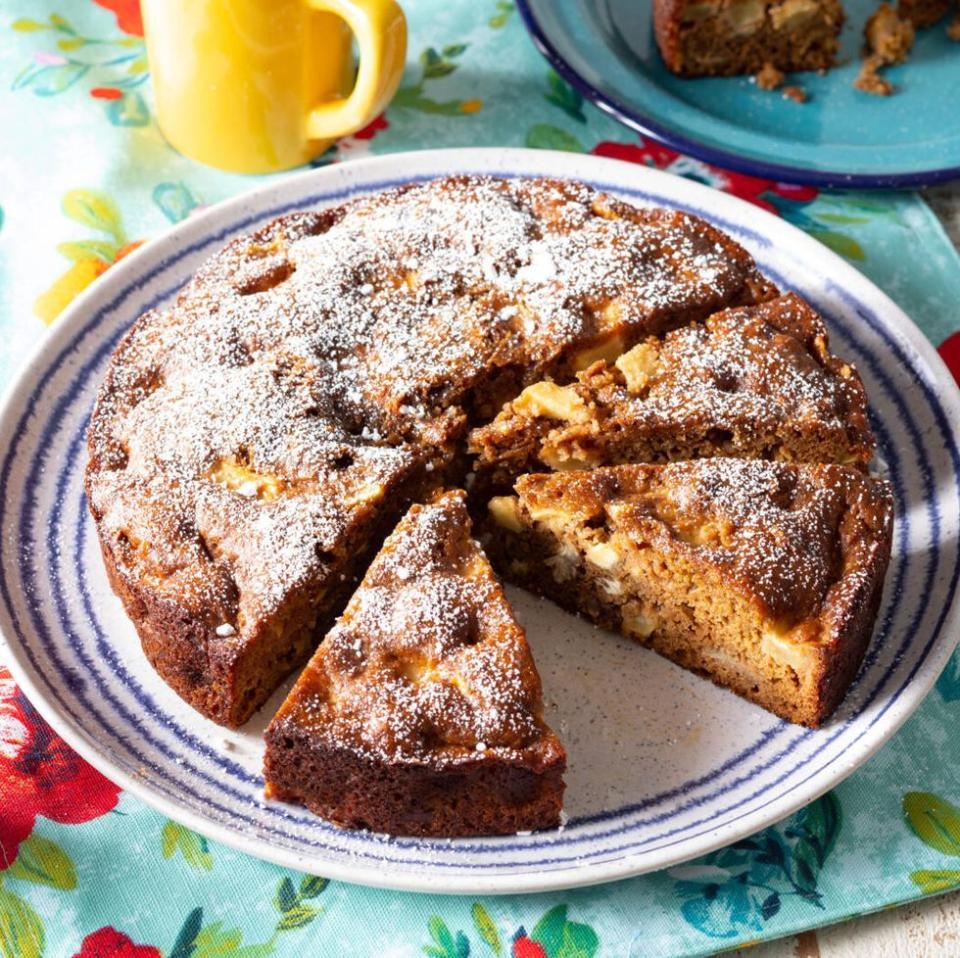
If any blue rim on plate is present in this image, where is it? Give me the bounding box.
[516,0,960,189]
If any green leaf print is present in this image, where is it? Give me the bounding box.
[13,61,89,96]
[910,869,960,894]
[274,877,298,913]
[471,903,502,953]
[57,239,119,263]
[489,1,515,28]
[191,919,275,958]
[7,834,76,890]
[0,886,44,958]
[275,905,319,931]
[153,182,200,224]
[393,45,480,116]
[544,71,586,123]
[107,90,150,127]
[531,905,599,958]
[161,821,214,871]
[270,875,326,934]
[673,793,841,939]
[299,876,329,899]
[193,920,242,955]
[421,48,457,79]
[525,124,585,153]
[807,229,865,262]
[904,792,960,856]
[168,908,203,958]
[424,916,469,958]
[62,189,125,243]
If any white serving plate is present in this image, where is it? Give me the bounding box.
[0,148,958,895]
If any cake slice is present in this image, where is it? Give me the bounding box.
[897,0,951,26]
[486,460,893,727]
[264,490,565,836]
[654,0,844,77]
[469,294,874,490]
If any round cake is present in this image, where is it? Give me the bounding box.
[85,174,893,836]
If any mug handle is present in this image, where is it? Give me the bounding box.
[303,0,407,141]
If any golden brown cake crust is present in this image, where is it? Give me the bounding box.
[85,175,776,727]
[487,460,893,727]
[264,490,565,836]
[469,293,875,489]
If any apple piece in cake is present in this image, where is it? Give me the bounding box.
[469,294,874,489]
[264,490,565,836]
[486,460,892,727]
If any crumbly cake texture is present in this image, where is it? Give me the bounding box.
[86,175,776,727]
[469,294,874,491]
[654,0,844,77]
[263,490,565,836]
[855,2,915,96]
[486,460,893,727]
[897,0,951,26]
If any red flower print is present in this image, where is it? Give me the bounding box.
[90,87,124,101]
[92,0,144,37]
[0,668,120,867]
[72,927,161,958]
[353,114,389,140]
[513,937,548,958]
[590,140,817,215]
[939,331,960,389]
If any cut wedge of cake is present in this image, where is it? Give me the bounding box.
[264,490,565,836]
[486,460,893,727]
[469,294,874,490]
[654,0,844,77]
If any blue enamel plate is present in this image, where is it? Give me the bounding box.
[1,150,959,893]
[518,0,960,187]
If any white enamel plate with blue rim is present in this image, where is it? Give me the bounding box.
[1,149,959,895]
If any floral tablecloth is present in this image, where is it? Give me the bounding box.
[2,2,960,956]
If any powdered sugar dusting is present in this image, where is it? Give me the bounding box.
[278,491,556,765]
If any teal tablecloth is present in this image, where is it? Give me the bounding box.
[2,2,960,955]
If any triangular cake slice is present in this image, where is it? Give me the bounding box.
[469,294,874,490]
[486,460,893,727]
[264,489,565,836]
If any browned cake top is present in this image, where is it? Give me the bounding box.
[513,459,892,629]
[86,175,773,640]
[471,293,873,467]
[270,491,562,767]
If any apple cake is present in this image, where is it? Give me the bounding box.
[85,174,895,836]
[86,175,775,727]
[486,460,893,727]
[469,293,874,490]
[654,0,845,77]
[263,490,565,836]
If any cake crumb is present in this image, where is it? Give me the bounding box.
[215,623,236,637]
[854,55,894,96]
[865,2,914,64]
[754,62,785,91]
[782,85,808,103]
[855,3,914,96]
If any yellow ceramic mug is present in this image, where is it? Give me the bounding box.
[141,0,407,174]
